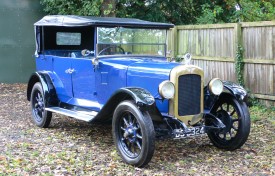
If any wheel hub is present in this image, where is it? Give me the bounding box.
[123,125,137,143]
[38,101,43,107]
[37,100,44,112]
[34,92,45,118]
[216,110,232,133]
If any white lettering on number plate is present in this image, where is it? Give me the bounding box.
[175,127,205,139]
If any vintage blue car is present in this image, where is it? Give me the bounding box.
[27,15,250,167]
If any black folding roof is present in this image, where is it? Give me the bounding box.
[34,15,174,29]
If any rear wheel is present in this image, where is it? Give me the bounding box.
[112,101,155,167]
[207,94,250,150]
[30,82,52,128]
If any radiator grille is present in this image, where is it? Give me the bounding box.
[178,74,201,116]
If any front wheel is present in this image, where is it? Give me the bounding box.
[207,94,250,150]
[30,82,52,128]
[112,101,155,167]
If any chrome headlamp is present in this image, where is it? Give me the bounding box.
[159,80,175,99]
[209,78,223,95]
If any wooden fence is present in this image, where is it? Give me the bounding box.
[167,21,275,106]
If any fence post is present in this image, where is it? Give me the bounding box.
[171,26,178,58]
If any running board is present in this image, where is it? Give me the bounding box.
[45,107,98,122]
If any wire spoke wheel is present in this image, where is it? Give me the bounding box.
[32,91,44,122]
[119,111,142,157]
[215,102,239,141]
[30,82,52,128]
[112,101,155,167]
[207,94,250,150]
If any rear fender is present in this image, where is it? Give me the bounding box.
[27,71,58,107]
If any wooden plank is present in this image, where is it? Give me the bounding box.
[177,23,236,30]
[180,55,235,62]
[243,26,275,60]
[196,29,199,55]
[241,21,275,27]
[216,28,220,57]
[166,29,172,57]
[266,27,273,59]
[210,29,215,57]
[273,27,275,59]
[274,65,275,96]
[253,94,275,101]
[206,29,211,57]
[255,27,260,58]
[256,64,261,93]
[245,64,256,93]
[170,26,178,58]
[244,59,275,65]
[269,64,274,94]
[192,60,236,83]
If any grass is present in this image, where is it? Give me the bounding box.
[250,105,275,125]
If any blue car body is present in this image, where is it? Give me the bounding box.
[36,55,176,113]
[29,16,176,120]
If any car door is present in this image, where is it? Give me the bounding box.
[71,56,99,109]
[52,56,73,102]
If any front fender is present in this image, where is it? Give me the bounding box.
[204,81,247,111]
[94,87,162,122]
[27,71,58,107]
[222,81,247,101]
[119,87,155,107]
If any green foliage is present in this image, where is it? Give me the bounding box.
[196,0,238,24]
[247,92,260,106]
[40,0,204,24]
[197,0,275,24]
[116,0,203,25]
[174,56,183,62]
[250,105,275,125]
[40,0,109,16]
[196,4,225,24]
[235,44,244,86]
[40,0,275,24]
[234,0,275,22]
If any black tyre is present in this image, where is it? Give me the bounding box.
[30,82,52,128]
[112,101,155,167]
[207,94,250,150]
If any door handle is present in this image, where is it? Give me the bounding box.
[65,68,75,74]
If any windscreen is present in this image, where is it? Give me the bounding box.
[97,27,167,56]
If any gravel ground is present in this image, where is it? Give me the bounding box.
[0,83,274,175]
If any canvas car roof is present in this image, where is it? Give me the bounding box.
[34,15,174,29]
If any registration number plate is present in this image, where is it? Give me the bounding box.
[174,126,205,139]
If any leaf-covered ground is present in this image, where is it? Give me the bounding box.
[0,83,274,175]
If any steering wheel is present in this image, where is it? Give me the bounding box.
[98,45,125,56]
